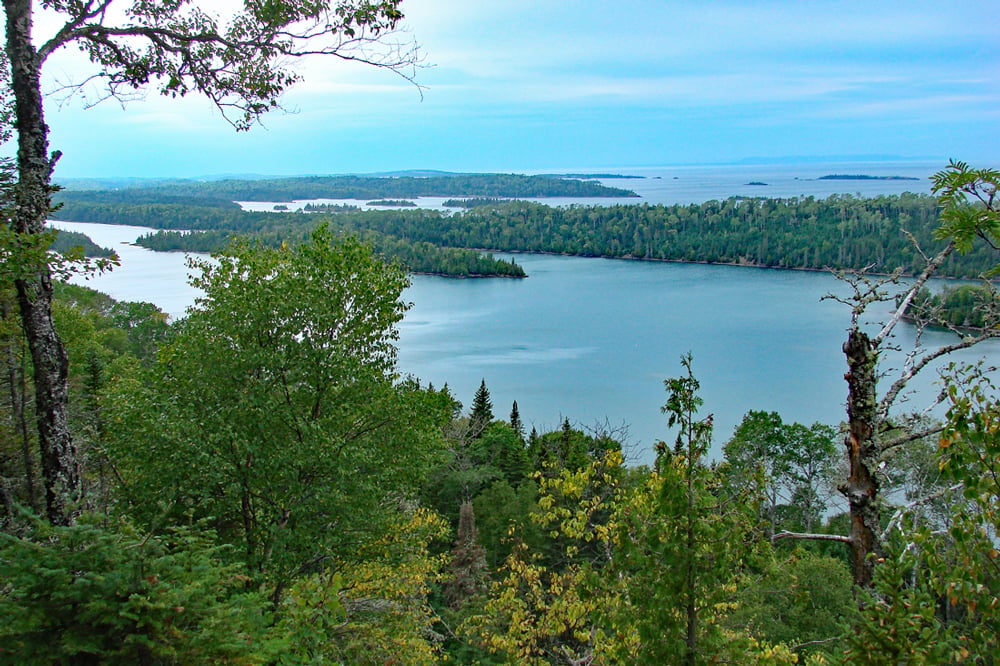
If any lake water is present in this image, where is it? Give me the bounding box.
[52,212,1000,466]
[237,160,943,212]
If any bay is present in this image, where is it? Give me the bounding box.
[52,217,1000,466]
[236,160,942,213]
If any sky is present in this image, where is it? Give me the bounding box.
[22,0,1000,179]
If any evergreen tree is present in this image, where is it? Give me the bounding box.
[470,379,494,429]
[509,400,524,441]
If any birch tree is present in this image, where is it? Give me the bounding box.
[2,0,419,525]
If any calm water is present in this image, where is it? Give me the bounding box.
[52,218,1000,466]
[237,160,942,212]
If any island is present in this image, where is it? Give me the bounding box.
[818,174,920,181]
[366,199,418,207]
[442,197,510,208]
[540,173,645,179]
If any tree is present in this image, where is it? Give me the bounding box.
[725,413,838,536]
[509,400,524,441]
[786,161,1000,589]
[470,378,494,430]
[445,500,489,608]
[724,410,788,536]
[2,0,418,525]
[106,228,449,600]
[0,516,272,664]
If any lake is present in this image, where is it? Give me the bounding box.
[236,160,943,212]
[52,215,1000,466]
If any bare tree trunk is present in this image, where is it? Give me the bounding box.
[3,300,38,512]
[840,328,882,589]
[4,0,80,525]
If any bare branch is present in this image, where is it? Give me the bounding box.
[879,482,964,542]
[772,530,851,544]
[877,330,1000,421]
[879,424,945,452]
[873,240,955,347]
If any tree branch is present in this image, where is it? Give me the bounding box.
[879,482,964,542]
[874,240,955,347]
[877,329,1000,422]
[771,531,851,544]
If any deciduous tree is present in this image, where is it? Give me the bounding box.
[106,228,449,600]
[2,0,418,525]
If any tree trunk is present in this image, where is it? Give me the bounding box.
[3,300,38,512]
[840,328,882,589]
[4,0,81,525]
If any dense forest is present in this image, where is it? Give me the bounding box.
[54,172,638,203]
[3,163,999,664]
[137,226,527,278]
[5,0,994,661]
[54,189,997,278]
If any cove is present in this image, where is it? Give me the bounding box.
[53,220,1000,465]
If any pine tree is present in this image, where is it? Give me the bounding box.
[470,379,493,429]
[509,401,524,441]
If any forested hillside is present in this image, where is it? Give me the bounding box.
[2,0,997,657]
[4,164,999,664]
[55,172,638,203]
[54,190,998,278]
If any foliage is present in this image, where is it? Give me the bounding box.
[907,283,999,330]
[105,228,450,597]
[274,508,449,665]
[732,549,854,660]
[463,450,625,665]
[931,160,1000,258]
[920,363,1000,660]
[843,548,954,665]
[53,190,1000,279]
[0,516,271,664]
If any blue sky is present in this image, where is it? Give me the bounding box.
[32,0,1000,178]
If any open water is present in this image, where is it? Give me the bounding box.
[52,160,999,465]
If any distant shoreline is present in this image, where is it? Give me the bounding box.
[818,174,920,181]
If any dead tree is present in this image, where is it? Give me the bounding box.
[776,160,999,590]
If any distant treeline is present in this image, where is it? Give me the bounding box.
[55,172,637,203]
[137,227,526,279]
[907,284,999,330]
[50,229,116,258]
[442,198,511,208]
[50,192,998,279]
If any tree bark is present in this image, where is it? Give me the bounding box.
[840,328,882,589]
[2,300,38,513]
[4,0,81,525]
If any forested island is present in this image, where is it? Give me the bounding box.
[55,171,639,202]
[818,174,921,181]
[53,189,999,279]
[50,229,116,258]
[366,199,418,207]
[442,197,510,208]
